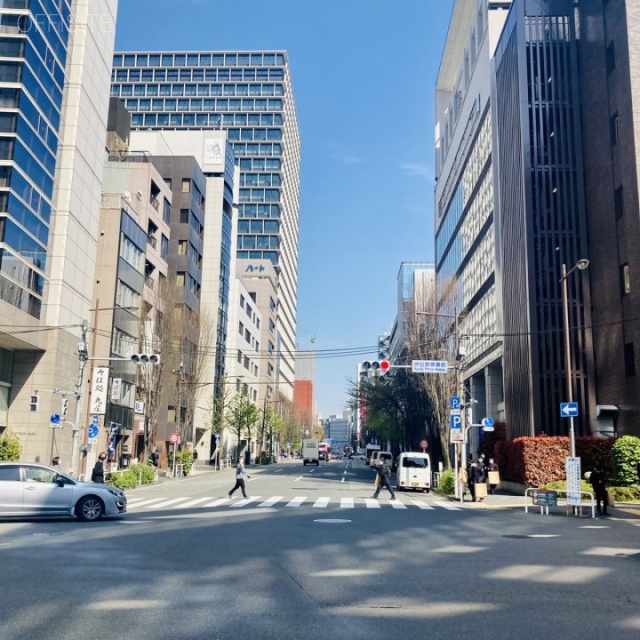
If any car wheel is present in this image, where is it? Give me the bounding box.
[76,496,105,521]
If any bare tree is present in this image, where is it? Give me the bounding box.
[225,394,260,460]
[403,279,460,469]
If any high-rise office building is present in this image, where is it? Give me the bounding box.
[434,1,509,434]
[110,50,301,402]
[493,0,595,438]
[0,1,118,466]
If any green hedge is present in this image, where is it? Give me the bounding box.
[612,436,640,486]
[107,463,157,490]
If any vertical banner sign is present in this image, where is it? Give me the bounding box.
[110,378,122,402]
[566,457,582,506]
[90,367,109,415]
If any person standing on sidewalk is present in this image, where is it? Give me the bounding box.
[372,458,396,500]
[590,464,609,515]
[228,456,250,499]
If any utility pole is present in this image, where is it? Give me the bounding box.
[69,320,89,477]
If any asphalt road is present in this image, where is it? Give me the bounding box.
[1,458,639,640]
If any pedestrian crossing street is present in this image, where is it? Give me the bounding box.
[126,495,463,512]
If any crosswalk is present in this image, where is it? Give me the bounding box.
[126,495,462,512]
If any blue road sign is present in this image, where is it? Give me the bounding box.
[91,415,99,426]
[450,395,461,410]
[450,414,462,430]
[88,425,99,439]
[482,417,495,428]
[50,414,60,425]
[560,402,579,418]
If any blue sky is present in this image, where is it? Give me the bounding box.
[115,0,455,418]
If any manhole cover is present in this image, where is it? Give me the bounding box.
[502,534,531,539]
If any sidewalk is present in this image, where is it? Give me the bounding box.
[445,489,640,521]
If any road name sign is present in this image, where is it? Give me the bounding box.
[412,360,449,374]
[560,402,579,418]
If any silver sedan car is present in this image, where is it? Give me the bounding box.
[0,462,127,521]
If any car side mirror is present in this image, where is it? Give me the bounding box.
[56,476,67,487]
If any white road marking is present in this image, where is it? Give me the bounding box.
[434,500,462,511]
[313,497,331,508]
[127,498,167,509]
[257,496,283,507]
[286,496,307,507]
[340,498,354,509]
[294,476,304,482]
[174,497,214,509]
[147,497,191,509]
[390,500,407,509]
[230,497,261,508]
[341,477,345,483]
[410,500,435,510]
[275,469,283,473]
[365,499,381,508]
[203,498,231,507]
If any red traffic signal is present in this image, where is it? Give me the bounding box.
[362,360,390,373]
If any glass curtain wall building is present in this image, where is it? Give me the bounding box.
[434,1,509,436]
[0,1,72,318]
[111,51,301,400]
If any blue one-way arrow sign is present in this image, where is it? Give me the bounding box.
[560,402,579,418]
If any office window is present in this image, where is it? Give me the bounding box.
[181,179,191,193]
[176,272,185,287]
[178,240,188,255]
[239,321,244,335]
[614,185,625,219]
[237,350,242,364]
[161,234,168,261]
[606,41,615,74]
[624,342,635,377]
[610,112,619,145]
[179,208,189,224]
[621,263,631,295]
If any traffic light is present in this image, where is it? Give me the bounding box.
[378,333,391,360]
[131,353,161,365]
[61,397,69,418]
[29,394,39,412]
[362,360,391,374]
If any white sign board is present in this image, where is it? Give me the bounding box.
[89,367,109,415]
[412,360,449,374]
[110,377,122,402]
[566,457,582,506]
[203,138,223,165]
[134,400,144,414]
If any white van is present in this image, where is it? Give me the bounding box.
[396,452,431,492]
[377,451,393,467]
[369,450,381,467]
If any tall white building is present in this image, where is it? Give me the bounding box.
[434,0,510,426]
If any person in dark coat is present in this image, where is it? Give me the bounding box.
[468,459,486,502]
[486,457,499,494]
[372,458,396,500]
[590,464,609,516]
[91,452,107,483]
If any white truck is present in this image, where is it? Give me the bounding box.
[302,439,319,466]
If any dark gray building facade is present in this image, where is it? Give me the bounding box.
[493,0,595,439]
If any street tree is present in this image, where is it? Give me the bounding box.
[225,393,260,459]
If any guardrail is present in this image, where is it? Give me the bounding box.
[525,488,595,518]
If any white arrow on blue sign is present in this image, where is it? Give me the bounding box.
[482,417,495,429]
[50,414,61,424]
[560,402,579,418]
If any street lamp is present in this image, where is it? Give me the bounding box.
[560,259,589,457]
